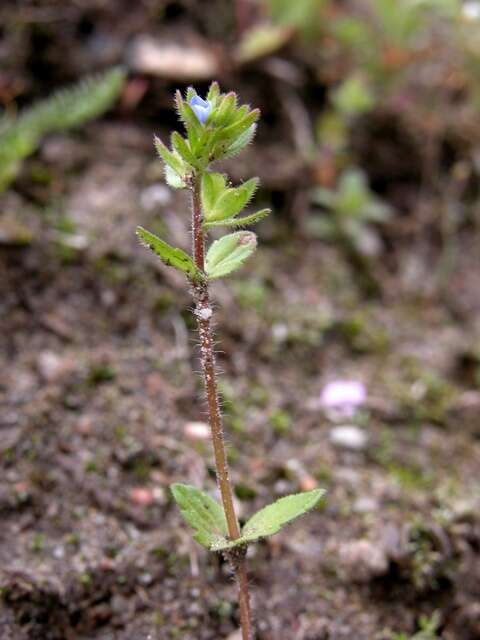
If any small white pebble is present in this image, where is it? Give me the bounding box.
[36,351,73,382]
[353,497,378,513]
[329,425,368,451]
[184,421,210,442]
[272,323,288,342]
[153,486,166,503]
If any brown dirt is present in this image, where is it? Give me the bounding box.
[1,119,480,640]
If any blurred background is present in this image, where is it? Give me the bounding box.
[1,1,480,639]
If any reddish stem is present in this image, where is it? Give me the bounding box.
[190,173,253,640]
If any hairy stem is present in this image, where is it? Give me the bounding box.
[191,173,253,640]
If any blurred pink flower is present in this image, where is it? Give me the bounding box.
[320,380,366,419]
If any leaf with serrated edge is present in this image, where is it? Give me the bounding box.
[242,490,325,542]
[212,93,238,127]
[215,109,260,145]
[171,131,201,169]
[201,172,227,215]
[207,178,259,222]
[215,124,257,161]
[207,81,220,104]
[204,208,271,228]
[211,489,325,551]
[154,135,185,177]
[136,226,201,281]
[205,231,257,280]
[171,484,229,550]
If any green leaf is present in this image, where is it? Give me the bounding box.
[312,187,336,208]
[236,24,292,64]
[19,66,125,137]
[212,92,238,127]
[336,170,370,217]
[165,164,187,189]
[207,81,221,104]
[171,131,201,169]
[185,87,197,103]
[241,489,325,543]
[331,73,375,118]
[268,0,327,30]
[204,208,271,229]
[216,109,260,144]
[205,231,257,280]
[201,172,228,215]
[154,135,187,177]
[212,488,326,551]
[207,178,259,222]
[219,124,257,160]
[0,67,125,193]
[136,226,202,281]
[171,484,229,550]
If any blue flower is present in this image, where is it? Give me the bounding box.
[189,95,212,125]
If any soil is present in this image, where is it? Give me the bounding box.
[1,3,480,639]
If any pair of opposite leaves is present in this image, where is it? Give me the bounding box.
[172,483,325,552]
[136,226,260,282]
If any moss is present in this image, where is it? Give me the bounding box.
[104,545,120,559]
[314,465,333,484]
[211,599,233,619]
[234,483,257,500]
[154,290,175,313]
[390,362,458,425]
[79,572,92,587]
[336,312,390,354]
[93,256,130,285]
[407,521,455,592]
[388,463,434,491]
[87,363,116,386]
[114,425,127,441]
[84,459,99,474]
[65,532,80,548]
[153,611,165,626]
[31,533,46,553]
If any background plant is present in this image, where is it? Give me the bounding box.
[0,67,125,193]
[137,83,325,639]
[392,610,442,640]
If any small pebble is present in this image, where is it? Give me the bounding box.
[299,475,318,491]
[337,539,388,582]
[152,486,166,503]
[53,545,65,559]
[130,487,154,507]
[184,421,210,442]
[76,415,93,436]
[330,425,368,451]
[353,497,378,513]
[36,351,73,382]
